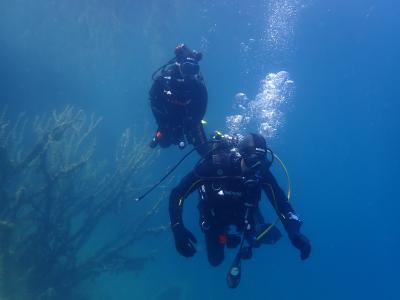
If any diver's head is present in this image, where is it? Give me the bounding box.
[238,133,267,174]
[174,44,202,77]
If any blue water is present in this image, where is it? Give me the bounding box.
[1,0,399,299]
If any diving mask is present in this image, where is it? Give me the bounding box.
[178,59,200,77]
[242,147,266,170]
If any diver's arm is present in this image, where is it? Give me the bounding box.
[149,76,170,122]
[184,80,209,156]
[185,78,207,121]
[169,157,212,226]
[169,168,205,257]
[262,170,311,259]
[187,122,210,157]
[261,170,302,235]
[196,79,208,119]
[149,76,163,103]
[169,170,202,228]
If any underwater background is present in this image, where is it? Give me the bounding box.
[0,0,399,299]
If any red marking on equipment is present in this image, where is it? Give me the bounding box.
[218,234,228,245]
[156,131,163,139]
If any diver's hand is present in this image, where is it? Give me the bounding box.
[290,233,311,260]
[172,224,197,257]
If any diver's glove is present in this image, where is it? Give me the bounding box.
[283,212,311,260]
[289,233,311,260]
[171,223,197,257]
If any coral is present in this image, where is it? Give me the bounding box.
[0,107,163,300]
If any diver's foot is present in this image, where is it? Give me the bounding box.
[150,131,163,149]
[149,136,158,148]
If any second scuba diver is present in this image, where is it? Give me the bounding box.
[149,44,209,156]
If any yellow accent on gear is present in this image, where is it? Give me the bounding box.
[178,179,204,206]
[273,152,292,201]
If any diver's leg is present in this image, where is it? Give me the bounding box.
[149,100,174,148]
[204,228,225,266]
[186,123,210,156]
[149,105,173,148]
[171,125,186,149]
[150,124,173,148]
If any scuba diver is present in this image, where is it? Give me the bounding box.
[168,132,311,288]
[149,44,209,156]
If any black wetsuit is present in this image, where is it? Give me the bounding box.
[169,149,303,266]
[149,64,209,156]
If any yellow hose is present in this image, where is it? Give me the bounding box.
[256,152,292,241]
[273,152,292,201]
